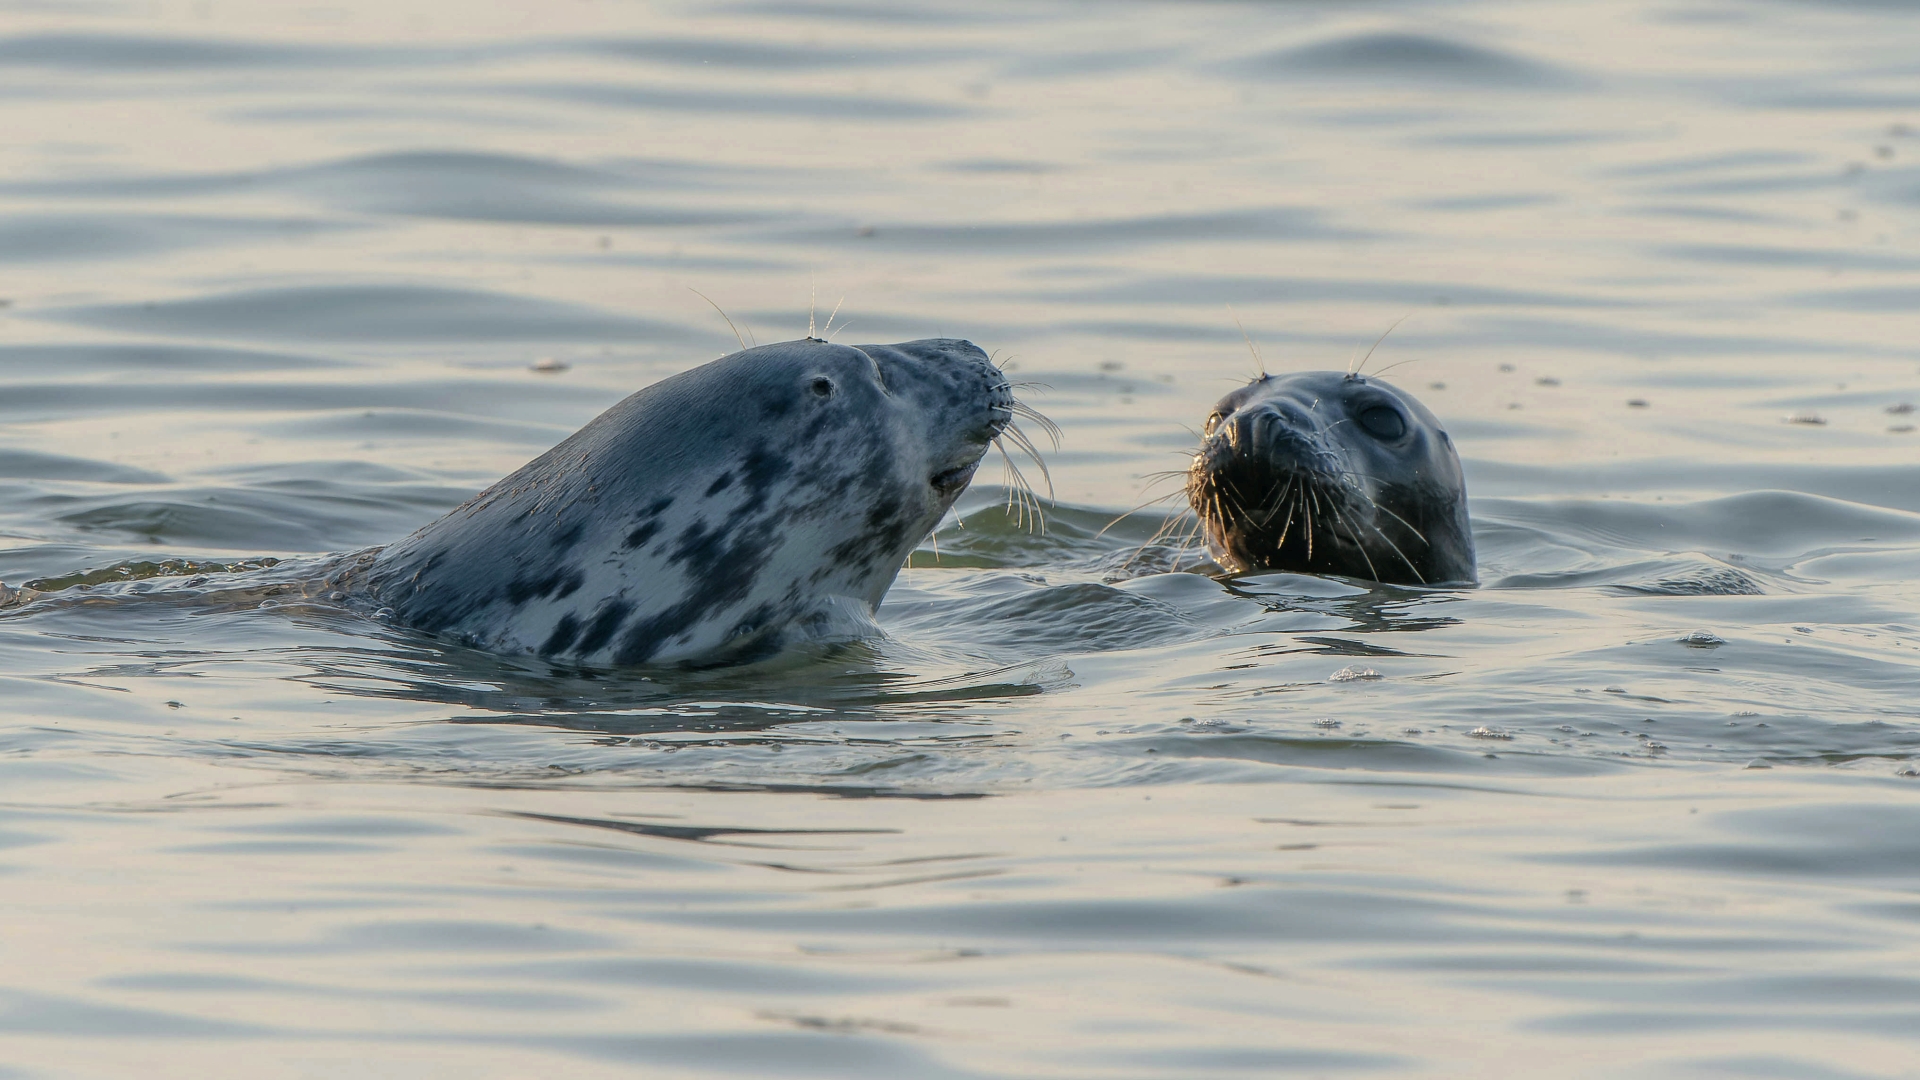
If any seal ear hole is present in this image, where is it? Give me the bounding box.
[809,377,836,398]
[1359,406,1407,440]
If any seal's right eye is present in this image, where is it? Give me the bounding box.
[1205,409,1228,436]
[810,377,836,398]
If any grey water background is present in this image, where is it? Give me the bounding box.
[2,0,1919,1076]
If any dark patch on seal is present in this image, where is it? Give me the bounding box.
[622,496,675,550]
[549,519,586,555]
[504,567,584,606]
[826,491,910,570]
[574,599,633,655]
[611,501,785,665]
[705,472,735,497]
[539,612,582,656]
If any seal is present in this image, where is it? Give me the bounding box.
[357,337,1020,666]
[1186,370,1474,585]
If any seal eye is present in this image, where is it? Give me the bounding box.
[810,377,835,398]
[1205,410,1227,436]
[1359,406,1406,440]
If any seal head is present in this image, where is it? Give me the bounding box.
[363,337,1013,665]
[1187,371,1474,585]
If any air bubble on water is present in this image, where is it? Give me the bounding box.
[1645,742,1668,751]
[1679,630,1725,647]
[1401,727,1422,735]
[1556,724,1579,732]
[1468,726,1515,740]
[1896,765,1920,778]
[1329,666,1381,682]
[1314,718,1342,729]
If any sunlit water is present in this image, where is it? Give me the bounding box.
[2,1,1919,1076]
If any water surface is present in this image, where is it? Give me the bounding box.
[2,1,1919,1076]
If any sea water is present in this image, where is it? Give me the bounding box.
[1,1,1918,1076]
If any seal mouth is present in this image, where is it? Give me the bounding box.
[930,461,979,499]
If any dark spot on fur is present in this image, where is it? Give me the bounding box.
[705,472,735,497]
[550,520,585,554]
[621,496,676,549]
[540,613,581,656]
[574,599,632,655]
[504,567,584,606]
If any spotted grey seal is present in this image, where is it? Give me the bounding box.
[357,337,1027,666]
[1187,370,1474,585]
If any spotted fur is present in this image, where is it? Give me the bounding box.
[362,338,1012,665]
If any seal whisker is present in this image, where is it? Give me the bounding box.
[821,295,847,340]
[1096,486,1187,540]
[1229,306,1267,380]
[688,287,747,352]
[1354,511,1426,584]
[1304,485,1318,561]
[999,422,1055,500]
[994,440,1047,534]
[1325,499,1383,582]
[1252,476,1294,528]
[1359,498,1430,548]
[1366,356,1427,379]
[1352,314,1410,377]
[1008,401,1063,448]
[1273,492,1298,555]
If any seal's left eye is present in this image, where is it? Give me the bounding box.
[810,377,836,398]
[1359,406,1406,440]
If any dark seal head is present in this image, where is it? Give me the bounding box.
[1187,371,1474,585]
[361,337,1014,665]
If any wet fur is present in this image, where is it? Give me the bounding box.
[361,338,1016,666]
[1187,371,1474,585]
